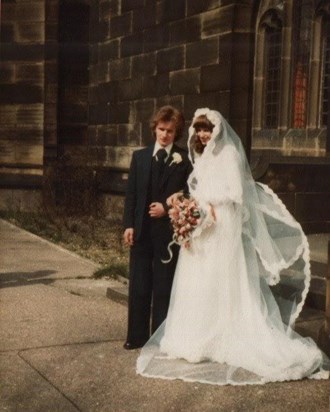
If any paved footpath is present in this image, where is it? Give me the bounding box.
[0,219,329,412]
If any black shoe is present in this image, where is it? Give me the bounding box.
[123,341,144,350]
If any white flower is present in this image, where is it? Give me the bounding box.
[170,152,182,166]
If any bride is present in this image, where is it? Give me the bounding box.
[136,108,329,385]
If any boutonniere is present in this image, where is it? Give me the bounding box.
[170,152,182,166]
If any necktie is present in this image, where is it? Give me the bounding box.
[156,148,167,162]
[152,149,167,198]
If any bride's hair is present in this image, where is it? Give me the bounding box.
[192,115,215,154]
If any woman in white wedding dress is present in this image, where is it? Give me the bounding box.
[137,108,329,385]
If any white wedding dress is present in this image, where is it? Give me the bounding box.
[137,109,329,385]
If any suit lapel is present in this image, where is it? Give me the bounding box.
[142,145,154,189]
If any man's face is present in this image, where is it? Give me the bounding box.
[155,121,176,147]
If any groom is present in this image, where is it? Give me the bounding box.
[123,105,192,349]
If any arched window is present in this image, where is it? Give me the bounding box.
[292,1,313,128]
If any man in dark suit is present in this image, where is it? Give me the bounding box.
[123,106,192,350]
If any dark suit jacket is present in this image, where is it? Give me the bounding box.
[123,143,192,241]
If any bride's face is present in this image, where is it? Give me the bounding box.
[196,128,212,146]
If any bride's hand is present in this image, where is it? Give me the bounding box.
[210,204,216,221]
[166,192,182,207]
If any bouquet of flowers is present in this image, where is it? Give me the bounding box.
[168,194,202,248]
[162,194,206,264]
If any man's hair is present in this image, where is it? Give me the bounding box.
[150,105,185,141]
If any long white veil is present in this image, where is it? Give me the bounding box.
[186,108,310,326]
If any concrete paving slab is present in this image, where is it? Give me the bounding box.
[0,219,99,280]
[0,352,78,412]
[0,283,126,351]
[19,341,330,412]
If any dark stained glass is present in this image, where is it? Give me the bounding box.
[265,27,282,128]
[292,1,313,128]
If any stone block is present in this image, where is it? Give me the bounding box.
[118,77,143,101]
[169,16,201,46]
[144,25,170,53]
[0,189,43,212]
[156,0,185,24]
[118,123,142,146]
[108,102,130,123]
[16,64,44,84]
[156,46,184,73]
[44,62,58,83]
[133,1,156,31]
[89,104,108,125]
[15,128,44,143]
[45,22,58,42]
[16,104,44,126]
[99,1,111,18]
[2,3,16,21]
[1,43,44,61]
[97,171,129,195]
[16,2,45,22]
[232,4,253,31]
[186,0,220,16]
[231,32,253,63]
[229,88,250,117]
[231,60,252,90]
[156,95,184,112]
[17,22,45,42]
[97,20,110,42]
[96,82,118,104]
[132,53,157,77]
[96,62,110,83]
[296,193,330,222]
[141,122,155,146]
[97,125,118,146]
[186,37,219,68]
[121,0,144,12]
[99,40,119,61]
[44,106,57,130]
[59,44,89,65]
[46,0,59,21]
[218,34,233,59]
[185,91,230,119]
[0,139,15,163]
[110,12,132,39]
[200,62,231,92]
[121,32,143,57]
[0,84,43,104]
[0,63,15,83]
[105,146,137,169]
[170,69,200,95]
[202,6,234,37]
[15,142,44,165]
[1,23,15,42]
[109,57,131,81]
[87,126,98,146]
[59,103,88,124]
[44,43,58,60]
[142,73,170,98]
[132,99,156,123]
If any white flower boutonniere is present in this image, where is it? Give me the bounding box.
[170,152,182,166]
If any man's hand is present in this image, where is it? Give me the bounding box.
[149,202,166,218]
[123,228,134,246]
